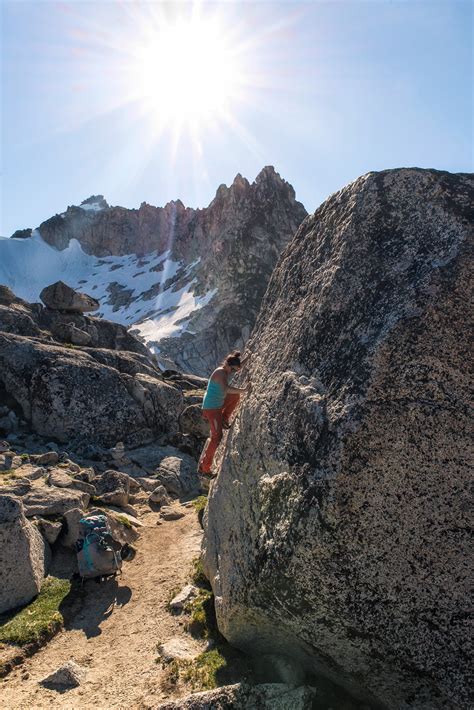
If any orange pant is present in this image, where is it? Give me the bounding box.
[199,393,240,473]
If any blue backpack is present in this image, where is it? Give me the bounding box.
[76,515,122,579]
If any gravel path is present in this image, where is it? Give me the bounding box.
[1,504,204,709]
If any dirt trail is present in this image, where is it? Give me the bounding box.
[1,504,204,709]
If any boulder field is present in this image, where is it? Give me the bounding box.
[203,168,473,709]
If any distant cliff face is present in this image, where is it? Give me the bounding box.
[4,168,306,375]
[203,168,473,709]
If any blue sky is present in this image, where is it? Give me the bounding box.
[1,0,472,236]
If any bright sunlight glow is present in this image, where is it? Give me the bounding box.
[132,16,244,125]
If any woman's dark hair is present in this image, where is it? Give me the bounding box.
[223,350,241,368]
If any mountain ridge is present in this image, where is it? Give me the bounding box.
[1,166,307,374]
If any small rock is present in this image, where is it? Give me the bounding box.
[32,451,59,466]
[39,660,86,690]
[0,453,22,471]
[169,585,199,612]
[62,507,84,548]
[149,485,170,505]
[158,638,199,662]
[74,467,95,483]
[136,476,159,492]
[2,477,32,496]
[95,470,130,508]
[160,506,185,521]
[35,518,63,545]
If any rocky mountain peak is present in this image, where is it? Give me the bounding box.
[80,195,109,210]
[1,167,307,374]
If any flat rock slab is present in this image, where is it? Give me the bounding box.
[160,506,185,521]
[126,444,200,496]
[39,660,86,690]
[157,638,200,662]
[47,468,95,495]
[1,477,32,496]
[136,476,159,492]
[21,486,89,517]
[12,464,46,480]
[31,451,59,466]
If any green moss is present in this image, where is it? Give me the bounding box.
[115,514,132,529]
[159,649,227,693]
[20,454,29,461]
[182,648,227,690]
[184,589,215,638]
[0,577,71,647]
[192,496,207,515]
[190,556,209,587]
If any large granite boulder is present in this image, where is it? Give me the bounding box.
[40,281,99,313]
[203,169,473,709]
[0,495,47,613]
[0,332,183,447]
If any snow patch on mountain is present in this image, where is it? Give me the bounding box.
[79,201,104,212]
[0,230,216,346]
[133,286,218,348]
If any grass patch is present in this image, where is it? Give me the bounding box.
[0,577,71,647]
[20,453,29,461]
[182,648,227,690]
[115,514,132,529]
[184,589,218,639]
[192,495,207,515]
[192,495,207,527]
[159,648,239,694]
[190,556,209,587]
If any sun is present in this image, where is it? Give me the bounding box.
[131,15,244,126]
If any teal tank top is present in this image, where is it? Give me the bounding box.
[202,378,226,410]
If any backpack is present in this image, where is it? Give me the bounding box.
[76,514,123,579]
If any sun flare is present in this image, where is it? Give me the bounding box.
[132,16,244,126]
